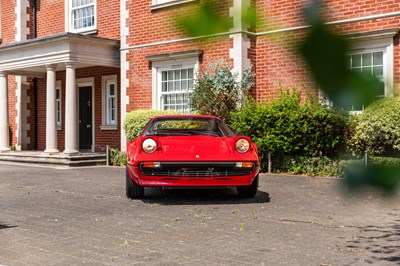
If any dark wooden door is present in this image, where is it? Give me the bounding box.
[79,86,92,150]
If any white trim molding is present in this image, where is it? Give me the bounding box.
[101,75,118,130]
[120,0,129,151]
[151,0,196,10]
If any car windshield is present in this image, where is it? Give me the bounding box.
[143,117,234,137]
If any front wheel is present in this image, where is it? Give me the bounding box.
[237,174,259,198]
[126,167,144,199]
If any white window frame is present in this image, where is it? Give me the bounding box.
[151,58,198,113]
[65,0,97,34]
[101,75,118,130]
[56,81,62,130]
[151,0,196,10]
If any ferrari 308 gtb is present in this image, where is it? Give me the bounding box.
[125,115,260,199]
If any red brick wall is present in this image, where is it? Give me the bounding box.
[126,36,233,113]
[34,0,120,39]
[1,0,16,45]
[97,0,120,39]
[36,67,120,151]
[127,0,232,46]
[35,0,65,36]
[125,0,234,113]
[254,0,400,100]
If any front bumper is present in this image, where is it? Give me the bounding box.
[127,161,260,187]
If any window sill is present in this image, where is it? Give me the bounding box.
[100,125,118,130]
[69,28,98,35]
[151,0,196,10]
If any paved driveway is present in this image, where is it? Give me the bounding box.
[0,163,399,265]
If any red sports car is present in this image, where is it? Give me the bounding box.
[125,115,260,199]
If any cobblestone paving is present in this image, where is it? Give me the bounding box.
[0,163,399,265]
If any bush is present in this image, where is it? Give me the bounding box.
[108,148,127,166]
[272,156,339,177]
[347,97,400,156]
[230,89,348,170]
[190,60,254,124]
[123,109,178,141]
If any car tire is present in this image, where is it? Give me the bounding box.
[126,167,144,199]
[237,174,259,198]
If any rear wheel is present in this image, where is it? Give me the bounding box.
[126,167,144,199]
[237,174,259,198]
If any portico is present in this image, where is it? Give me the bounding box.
[0,33,119,154]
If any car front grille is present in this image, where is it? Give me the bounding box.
[140,162,254,177]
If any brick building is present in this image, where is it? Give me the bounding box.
[0,0,399,154]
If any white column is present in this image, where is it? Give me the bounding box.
[44,64,59,154]
[0,72,11,152]
[63,62,78,154]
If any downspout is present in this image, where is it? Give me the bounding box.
[32,0,38,150]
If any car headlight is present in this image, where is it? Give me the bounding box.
[236,138,250,153]
[142,138,157,153]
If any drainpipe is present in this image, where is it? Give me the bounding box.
[32,0,38,150]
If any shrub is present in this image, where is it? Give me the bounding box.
[108,148,127,166]
[230,89,348,170]
[273,156,339,177]
[123,109,178,141]
[190,60,254,124]
[347,97,400,156]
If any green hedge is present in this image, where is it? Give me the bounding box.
[123,109,178,141]
[230,89,348,170]
[347,97,400,156]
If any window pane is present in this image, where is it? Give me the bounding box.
[162,82,167,92]
[181,80,187,90]
[373,52,383,65]
[110,84,115,96]
[182,69,187,79]
[376,81,385,96]
[159,67,194,113]
[167,81,173,92]
[373,66,383,76]
[162,71,167,81]
[352,54,361,67]
[174,70,181,79]
[175,81,181,91]
[362,66,372,75]
[167,70,174,80]
[362,54,371,66]
[188,80,194,90]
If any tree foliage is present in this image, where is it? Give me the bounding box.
[190,61,254,124]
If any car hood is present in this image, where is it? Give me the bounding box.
[127,135,259,164]
[158,136,232,154]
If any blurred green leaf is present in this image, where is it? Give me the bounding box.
[298,23,379,110]
[343,165,400,193]
[175,0,232,37]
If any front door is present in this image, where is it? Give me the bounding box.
[79,86,92,150]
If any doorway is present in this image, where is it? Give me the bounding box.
[79,86,93,150]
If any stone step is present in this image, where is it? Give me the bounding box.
[0,151,107,167]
